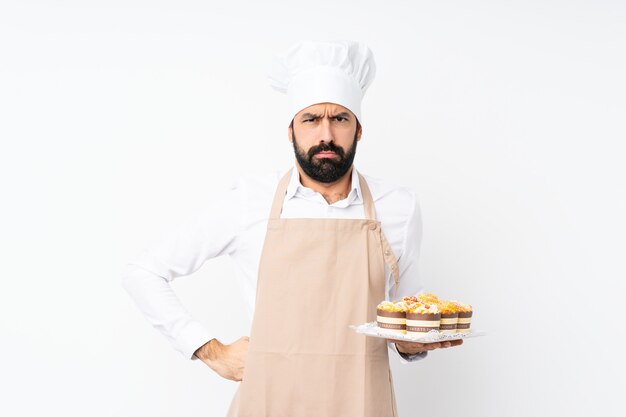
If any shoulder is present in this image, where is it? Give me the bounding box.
[229,168,290,208]
[360,172,419,210]
[359,171,422,253]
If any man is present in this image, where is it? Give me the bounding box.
[122,40,462,416]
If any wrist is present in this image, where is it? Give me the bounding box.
[398,349,428,361]
[194,338,222,362]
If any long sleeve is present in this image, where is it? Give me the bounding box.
[121,181,244,360]
[391,189,423,299]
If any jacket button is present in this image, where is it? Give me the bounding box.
[369,223,377,230]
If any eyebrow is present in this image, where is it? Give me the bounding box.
[299,112,352,120]
[331,112,352,119]
[300,113,322,120]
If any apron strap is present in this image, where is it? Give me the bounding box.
[358,172,400,298]
[357,172,376,220]
[381,232,400,300]
[269,168,293,220]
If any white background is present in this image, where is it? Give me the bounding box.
[1,1,625,416]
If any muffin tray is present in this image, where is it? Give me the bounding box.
[349,321,485,343]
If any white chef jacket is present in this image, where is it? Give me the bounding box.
[122,165,427,363]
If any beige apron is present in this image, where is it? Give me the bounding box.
[227,168,401,417]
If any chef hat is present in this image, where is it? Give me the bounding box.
[268,40,376,124]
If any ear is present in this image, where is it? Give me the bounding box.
[356,125,363,141]
[288,124,293,143]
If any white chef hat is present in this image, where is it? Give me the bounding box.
[268,40,376,124]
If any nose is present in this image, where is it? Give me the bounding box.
[319,117,334,143]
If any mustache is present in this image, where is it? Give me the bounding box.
[307,142,346,159]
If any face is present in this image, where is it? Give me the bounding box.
[289,103,362,183]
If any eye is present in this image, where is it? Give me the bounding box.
[334,116,348,122]
[303,118,315,123]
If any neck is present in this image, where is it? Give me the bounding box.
[295,163,354,205]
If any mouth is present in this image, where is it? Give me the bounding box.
[314,151,338,159]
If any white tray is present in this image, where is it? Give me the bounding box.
[349,321,486,343]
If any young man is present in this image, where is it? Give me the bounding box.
[123,40,462,417]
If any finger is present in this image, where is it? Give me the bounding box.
[388,339,424,347]
[398,343,426,349]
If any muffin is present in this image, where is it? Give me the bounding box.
[437,300,459,334]
[417,293,440,304]
[451,300,473,333]
[406,302,441,336]
[376,301,407,334]
[401,295,419,304]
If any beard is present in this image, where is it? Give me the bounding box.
[291,131,358,183]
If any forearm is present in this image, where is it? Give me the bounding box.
[122,265,212,360]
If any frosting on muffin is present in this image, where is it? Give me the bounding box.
[393,300,411,312]
[377,301,406,312]
[379,295,472,317]
[450,300,473,313]
[417,293,440,304]
[437,300,459,315]
[402,295,418,304]
[408,302,440,315]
